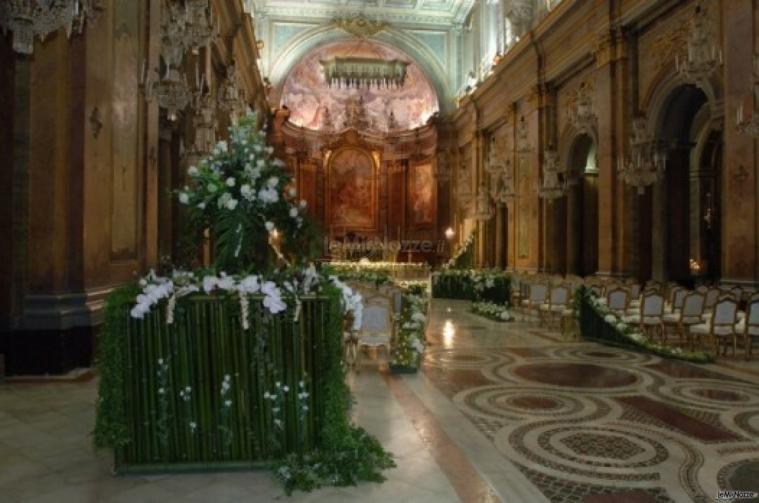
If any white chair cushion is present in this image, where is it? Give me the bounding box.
[550,305,565,312]
[662,313,680,323]
[539,304,550,312]
[642,316,662,325]
[690,323,709,334]
[562,309,574,317]
[623,315,640,324]
[713,326,735,336]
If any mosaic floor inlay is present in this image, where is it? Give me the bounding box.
[422,299,759,503]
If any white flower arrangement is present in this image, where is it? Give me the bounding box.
[471,301,513,322]
[391,287,429,369]
[130,266,365,332]
[444,233,476,269]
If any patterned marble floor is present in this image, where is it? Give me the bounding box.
[1,299,759,502]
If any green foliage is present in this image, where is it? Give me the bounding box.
[471,301,513,322]
[274,286,395,494]
[577,286,715,364]
[432,269,511,304]
[93,285,139,449]
[177,114,318,273]
[322,265,393,287]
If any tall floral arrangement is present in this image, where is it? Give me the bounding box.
[178,114,317,273]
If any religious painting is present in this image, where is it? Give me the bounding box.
[328,148,376,231]
[411,162,435,227]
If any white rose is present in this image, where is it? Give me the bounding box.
[289,207,298,218]
[207,183,218,193]
[226,177,236,187]
[197,202,206,210]
[179,192,189,205]
[265,221,275,232]
[188,166,199,177]
[225,198,238,210]
[267,176,279,188]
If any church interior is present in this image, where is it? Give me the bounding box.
[2,0,759,502]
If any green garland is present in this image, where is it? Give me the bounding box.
[94,285,139,449]
[432,269,511,304]
[390,284,429,370]
[577,287,714,364]
[273,286,395,494]
[94,285,394,493]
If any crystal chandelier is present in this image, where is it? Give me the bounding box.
[0,0,100,55]
[486,139,516,203]
[492,160,517,203]
[537,150,567,200]
[434,150,452,182]
[218,63,247,124]
[617,117,667,195]
[146,66,192,122]
[472,185,494,221]
[675,3,722,86]
[321,57,408,89]
[185,86,217,166]
[183,0,216,55]
[737,54,759,137]
[567,82,596,132]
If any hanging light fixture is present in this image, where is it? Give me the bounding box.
[617,117,667,195]
[537,150,567,200]
[472,184,495,221]
[675,2,722,87]
[737,54,759,137]
[183,0,217,55]
[320,57,408,89]
[0,0,101,55]
[218,63,247,124]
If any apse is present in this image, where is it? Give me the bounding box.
[280,40,439,132]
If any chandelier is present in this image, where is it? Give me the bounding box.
[737,54,759,137]
[321,57,408,89]
[434,150,452,183]
[567,82,596,132]
[617,117,667,195]
[537,150,567,201]
[218,63,247,124]
[486,139,516,203]
[145,66,192,122]
[472,185,494,221]
[675,2,722,86]
[0,0,101,55]
[185,86,217,165]
[183,0,217,55]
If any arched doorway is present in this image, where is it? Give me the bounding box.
[566,134,599,276]
[651,85,720,283]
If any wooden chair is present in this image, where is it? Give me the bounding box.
[539,285,570,329]
[606,287,630,316]
[740,295,759,360]
[623,291,665,342]
[664,292,705,347]
[521,283,548,321]
[356,293,395,366]
[690,296,738,356]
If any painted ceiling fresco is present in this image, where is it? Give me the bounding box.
[280,41,439,132]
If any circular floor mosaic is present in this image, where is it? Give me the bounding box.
[512,362,639,388]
